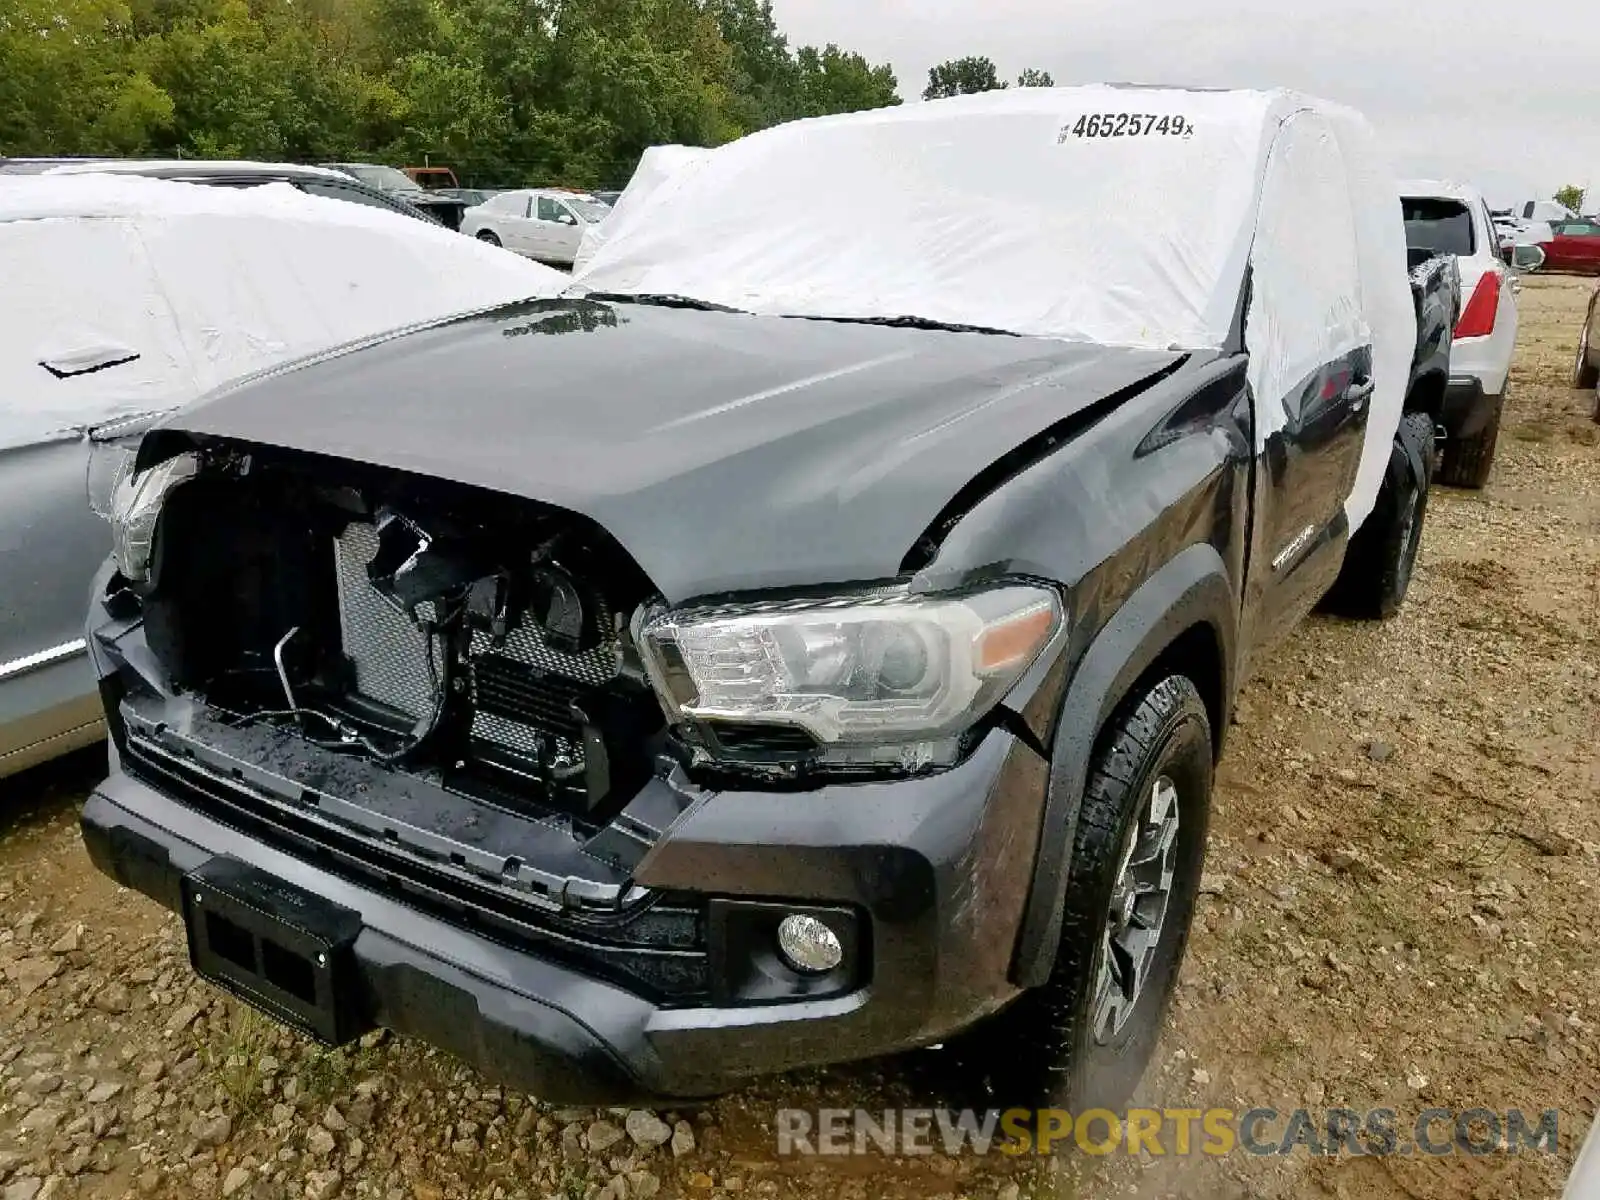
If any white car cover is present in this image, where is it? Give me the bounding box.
[572,145,711,274]
[573,87,1415,533]
[0,174,565,452]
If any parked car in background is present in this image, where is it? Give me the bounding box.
[320,163,468,229]
[1572,281,1600,421]
[460,188,610,266]
[40,160,441,225]
[405,166,459,190]
[1519,198,1577,224]
[0,174,564,780]
[82,87,1445,1110]
[1538,219,1600,275]
[592,190,623,206]
[438,187,501,207]
[1401,180,1518,487]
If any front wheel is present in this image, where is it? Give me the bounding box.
[475,229,502,246]
[956,675,1213,1112]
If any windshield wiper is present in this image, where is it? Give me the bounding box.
[581,292,744,313]
[796,314,1022,337]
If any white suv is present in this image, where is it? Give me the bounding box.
[1401,180,1519,488]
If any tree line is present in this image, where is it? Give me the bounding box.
[0,0,902,187]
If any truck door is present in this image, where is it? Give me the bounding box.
[1240,112,1374,657]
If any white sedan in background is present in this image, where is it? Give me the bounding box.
[460,189,610,268]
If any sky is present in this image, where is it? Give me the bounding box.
[768,0,1600,208]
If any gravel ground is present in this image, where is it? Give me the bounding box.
[2,276,1596,1200]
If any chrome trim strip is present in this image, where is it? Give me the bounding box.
[0,639,89,683]
[1271,524,1318,574]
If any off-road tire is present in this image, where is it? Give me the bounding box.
[955,675,1213,1113]
[1574,315,1599,390]
[1437,396,1502,489]
[1325,411,1434,620]
[476,230,502,246]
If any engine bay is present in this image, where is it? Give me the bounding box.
[140,444,667,832]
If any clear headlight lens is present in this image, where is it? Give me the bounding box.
[638,585,1061,756]
[84,410,171,521]
[109,452,199,582]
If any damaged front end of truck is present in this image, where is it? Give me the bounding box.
[77,296,1211,1100]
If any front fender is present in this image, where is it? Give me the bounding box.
[1009,541,1236,988]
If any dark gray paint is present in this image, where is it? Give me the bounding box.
[162,299,1184,602]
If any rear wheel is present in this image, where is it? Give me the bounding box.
[1437,395,1503,489]
[1574,312,1599,390]
[476,230,502,246]
[954,675,1213,1112]
[1325,411,1434,620]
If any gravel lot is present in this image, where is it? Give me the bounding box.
[2,275,1596,1200]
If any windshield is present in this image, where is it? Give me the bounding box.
[567,199,611,223]
[1401,197,1475,256]
[341,164,417,192]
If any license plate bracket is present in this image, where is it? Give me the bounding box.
[181,858,369,1046]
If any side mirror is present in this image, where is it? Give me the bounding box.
[1510,244,1546,274]
[559,213,578,226]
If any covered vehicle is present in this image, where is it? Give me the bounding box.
[571,146,712,274]
[82,88,1439,1109]
[0,174,564,778]
[40,160,445,226]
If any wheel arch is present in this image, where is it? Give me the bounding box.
[1008,542,1236,988]
[1404,369,1448,419]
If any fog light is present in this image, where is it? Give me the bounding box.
[775,914,844,974]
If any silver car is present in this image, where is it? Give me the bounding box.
[0,170,565,778]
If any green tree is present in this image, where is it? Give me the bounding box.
[1555,184,1586,213]
[923,55,1004,100]
[1016,67,1053,87]
[0,0,902,190]
[793,44,898,117]
[703,0,795,128]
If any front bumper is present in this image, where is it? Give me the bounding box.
[1441,375,1504,439]
[83,597,1050,1102]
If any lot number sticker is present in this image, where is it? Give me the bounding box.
[1059,114,1195,141]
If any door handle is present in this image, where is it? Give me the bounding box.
[1343,378,1375,410]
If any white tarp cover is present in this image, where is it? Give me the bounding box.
[0,174,565,451]
[572,145,711,274]
[574,87,1415,532]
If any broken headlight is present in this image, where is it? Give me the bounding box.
[638,585,1061,769]
[108,451,199,583]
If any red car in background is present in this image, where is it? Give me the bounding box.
[1538,219,1600,273]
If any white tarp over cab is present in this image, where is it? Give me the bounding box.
[0,174,565,451]
[574,86,1415,533]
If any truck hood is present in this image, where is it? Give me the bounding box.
[168,299,1186,601]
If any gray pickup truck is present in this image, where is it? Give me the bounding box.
[79,88,1456,1111]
